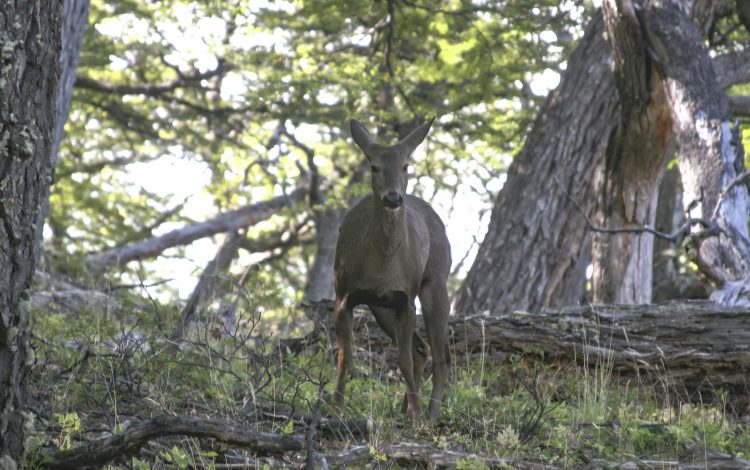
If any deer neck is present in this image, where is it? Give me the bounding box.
[371,203,407,258]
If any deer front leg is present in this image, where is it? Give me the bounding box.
[395,301,422,420]
[370,306,430,414]
[334,299,354,414]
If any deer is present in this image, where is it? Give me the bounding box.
[333,118,451,420]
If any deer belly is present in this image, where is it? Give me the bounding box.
[345,288,408,310]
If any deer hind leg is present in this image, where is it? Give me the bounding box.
[370,306,430,414]
[419,280,451,421]
[334,298,354,413]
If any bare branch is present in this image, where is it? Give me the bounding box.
[712,169,750,220]
[282,127,321,204]
[172,230,243,340]
[86,187,307,271]
[74,61,228,97]
[56,153,151,178]
[554,177,713,243]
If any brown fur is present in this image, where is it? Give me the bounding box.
[333,119,452,420]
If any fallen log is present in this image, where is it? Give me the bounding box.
[43,415,304,469]
[301,300,750,395]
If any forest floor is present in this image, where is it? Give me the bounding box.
[22,278,750,469]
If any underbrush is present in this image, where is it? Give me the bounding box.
[26,301,750,468]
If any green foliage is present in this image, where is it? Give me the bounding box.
[49,0,585,303]
[26,300,750,467]
[456,457,490,470]
[160,446,192,469]
[53,412,81,450]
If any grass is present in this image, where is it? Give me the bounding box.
[25,299,750,468]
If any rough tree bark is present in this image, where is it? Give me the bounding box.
[35,0,89,265]
[455,12,619,315]
[592,0,674,304]
[0,3,62,465]
[638,1,750,304]
[457,5,750,313]
[304,207,344,301]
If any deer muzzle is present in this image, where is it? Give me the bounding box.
[382,191,404,209]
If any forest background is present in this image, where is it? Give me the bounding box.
[2,0,750,467]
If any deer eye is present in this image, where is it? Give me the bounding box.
[371,165,380,173]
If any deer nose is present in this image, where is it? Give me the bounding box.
[382,191,403,209]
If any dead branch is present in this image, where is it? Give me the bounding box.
[75,61,228,97]
[172,231,243,340]
[262,409,371,440]
[43,415,304,469]
[554,176,713,243]
[712,169,750,220]
[86,187,306,272]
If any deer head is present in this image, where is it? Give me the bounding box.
[350,119,434,211]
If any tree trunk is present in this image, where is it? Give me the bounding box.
[0,3,62,465]
[652,167,684,300]
[303,207,344,301]
[638,2,750,305]
[172,231,242,339]
[455,12,618,315]
[35,0,89,266]
[592,0,676,304]
[458,5,750,313]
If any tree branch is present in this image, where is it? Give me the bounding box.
[711,169,750,220]
[712,49,750,89]
[74,61,228,97]
[86,187,307,271]
[730,95,750,116]
[554,177,713,244]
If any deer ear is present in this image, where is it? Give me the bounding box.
[395,117,434,157]
[350,119,375,154]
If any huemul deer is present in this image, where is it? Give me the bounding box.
[333,118,451,420]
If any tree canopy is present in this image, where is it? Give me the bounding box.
[48,0,583,307]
